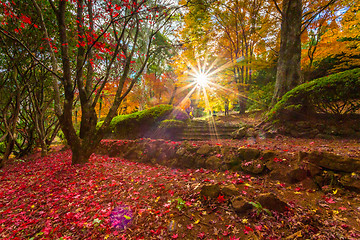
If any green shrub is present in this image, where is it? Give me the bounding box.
[268,68,360,120]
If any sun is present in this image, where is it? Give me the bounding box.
[195,72,209,87]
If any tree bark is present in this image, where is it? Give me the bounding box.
[72,146,93,165]
[238,94,247,114]
[272,0,303,105]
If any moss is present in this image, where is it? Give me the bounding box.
[268,68,360,120]
[159,119,186,129]
[109,105,174,139]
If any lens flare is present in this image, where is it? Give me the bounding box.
[195,72,209,87]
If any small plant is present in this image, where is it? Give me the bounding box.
[176,197,186,211]
[248,201,272,216]
[93,218,102,227]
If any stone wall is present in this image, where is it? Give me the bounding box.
[96,139,360,192]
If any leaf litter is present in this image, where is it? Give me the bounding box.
[1,145,360,239]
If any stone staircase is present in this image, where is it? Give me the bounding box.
[180,120,239,141]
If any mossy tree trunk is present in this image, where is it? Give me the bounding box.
[272,0,303,105]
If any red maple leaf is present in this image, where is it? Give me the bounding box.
[244,226,254,234]
[217,195,225,203]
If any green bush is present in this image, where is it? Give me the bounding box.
[268,68,360,120]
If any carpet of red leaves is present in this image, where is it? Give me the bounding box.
[1,144,360,239]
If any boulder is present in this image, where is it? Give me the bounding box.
[300,178,319,190]
[232,127,247,139]
[241,160,265,174]
[246,127,258,138]
[287,167,308,183]
[205,156,222,169]
[231,196,253,215]
[176,147,187,156]
[269,169,287,182]
[265,160,283,171]
[200,184,221,198]
[264,129,277,138]
[238,148,260,160]
[221,184,239,196]
[268,164,308,184]
[299,151,360,172]
[197,144,212,155]
[339,173,360,192]
[305,163,322,177]
[261,150,277,161]
[256,193,288,212]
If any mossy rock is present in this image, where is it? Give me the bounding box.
[98,105,188,139]
[221,184,239,196]
[261,150,277,161]
[339,173,360,192]
[237,148,261,160]
[197,144,212,155]
[200,184,221,198]
[231,197,253,215]
[241,159,265,174]
[205,156,222,169]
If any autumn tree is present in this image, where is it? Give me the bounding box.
[271,0,338,104]
[301,0,360,75]
[211,0,277,113]
[0,0,178,164]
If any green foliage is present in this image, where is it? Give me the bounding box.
[176,197,186,211]
[0,141,5,154]
[247,82,275,111]
[104,104,174,139]
[249,201,272,216]
[268,68,360,120]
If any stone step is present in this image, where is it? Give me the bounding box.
[180,120,240,140]
[180,131,236,140]
[183,127,237,133]
[182,131,236,136]
[185,126,239,130]
[179,135,233,140]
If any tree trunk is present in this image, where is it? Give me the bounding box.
[238,96,247,114]
[224,99,229,116]
[169,85,178,105]
[271,0,303,105]
[2,136,15,167]
[71,146,93,165]
[40,139,47,157]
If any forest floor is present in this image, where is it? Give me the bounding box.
[1,113,360,239]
